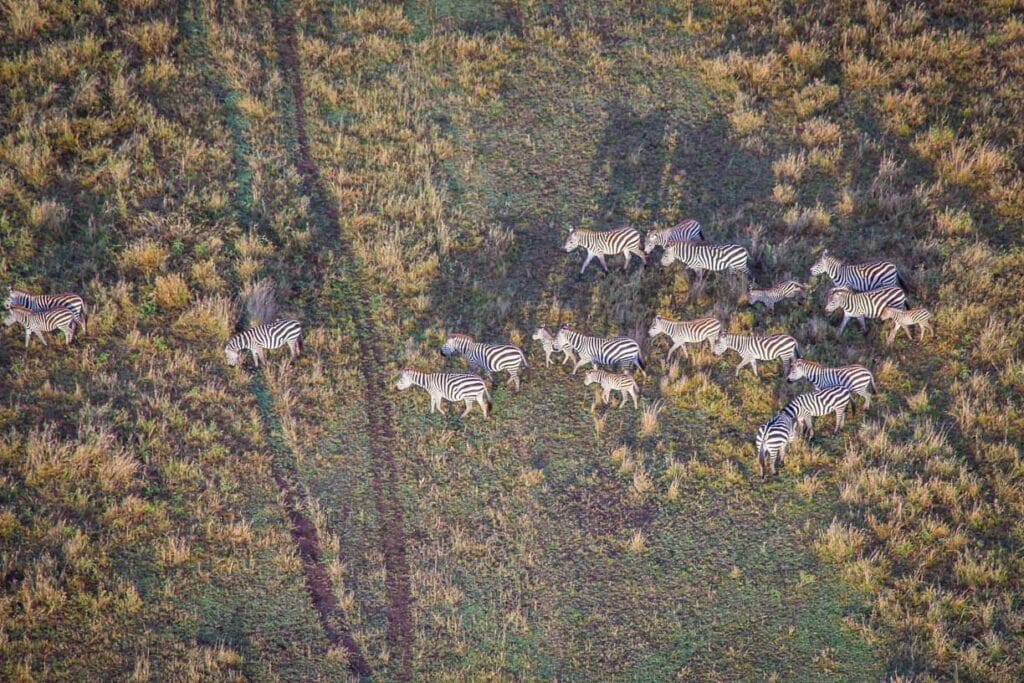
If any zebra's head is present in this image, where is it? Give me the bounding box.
[810,250,836,278]
[824,289,849,313]
[583,369,600,386]
[643,230,665,254]
[555,326,573,349]
[224,344,241,367]
[441,333,473,357]
[659,246,677,267]
[711,335,729,356]
[879,307,899,321]
[563,230,580,252]
[648,315,665,337]
[396,370,415,391]
[786,359,806,383]
[3,287,14,310]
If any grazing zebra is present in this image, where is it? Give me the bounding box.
[6,287,88,332]
[224,318,303,368]
[532,327,577,367]
[647,314,722,361]
[712,333,800,377]
[782,386,853,439]
[584,369,639,409]
[440,333,528,391]
[395,370,490,418]
[787,359,877,411]
[555,326,646,376]
[644,219,705,254]
[825,286,907,336]
[880,307,933,344]
[563,226,646,275]
[755,411,798,478]
[747,280,806,311]
[810,249,906,292]
[660,241,750,282]
[4,305,77,347]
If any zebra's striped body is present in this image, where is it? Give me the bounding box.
[224,318,303,368]
[810,250,905,292]
[3,305,77,347]
[647,315,721,361]
[747,280,805,311]
[532,327,576,367]
[782,386,853,439]
[787,359,877,410]
[564,227,645,275]
[644,219,704,254]
[440,333,528,391]
[660,241,750,281]
[756,411,797,478]
[396,370,490,418]
[7,288,88,332]
[825,286,907,336]
[584,369,639,409]
[555,327,646,376]
[880,307,933,344]
[712,333,800,377]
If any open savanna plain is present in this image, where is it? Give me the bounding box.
[1,0,1021,681]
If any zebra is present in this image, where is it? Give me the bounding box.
[825,286,907,336]
[786,359,877,411]
[563,226,646,275]
[440,333,528,391]
[660,241,750,282]
[555,326,646,377]
[4,305,77,347]
[712,333,800,377]
[395,370,490,418]
[583,369,639,409]
[647,314,722,361]
[782,386,853,439]
[747,280,806,311]
[644,219,705,254]
[755,411,798,478]
[532,327,577,367]
[810,249,906,292]
[6,287,88,332]
[224,318,303,368]
[880,307,933,344]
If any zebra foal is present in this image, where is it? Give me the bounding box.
[440,333,528,391]
[224,318,303,368]
[747,280,805,311]
[4,305,77,347]
[880,307,933,344]
[787,359,877,411]
[584,369,639,409]
[396,370,490,418]
[647,314,721,362]
[810,249,906,292]
[6,287,88,332]
[644,219,704,254]
[555,326,646,376]
[712,333,800,377]
[825,286,907,336]
[564,226,646,275]
[532,327,576,367]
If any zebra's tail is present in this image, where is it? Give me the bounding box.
[297,334,304,355]
[869,376,878,395]
[793,344,802,359]
[79,303,89,333]
[896,270,911,296]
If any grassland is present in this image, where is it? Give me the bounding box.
[1,0,1022,681]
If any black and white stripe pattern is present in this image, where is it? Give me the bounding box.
[440,333,528,391]
[782,386,853,439]
[395,370,490,418]
[644,219,704,254]
[747,280,805,311]
[224,318,303,368]
[786,359,877,410]
[810,249,905,292]
[555,327,646,376]
[583,369,639,409]
[4,305,77,347]
[564,227,646,274]
[660,241,750,281]
[6,287,88,332]
[532,327,576,367]
[880,307,933,344]
[712,333,800,377]
[825,286,907,336]
[647,314,721,361]
[755,411,797,478]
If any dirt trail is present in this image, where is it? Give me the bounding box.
[270,4,414,679]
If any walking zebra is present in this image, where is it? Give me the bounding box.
[440,333,528,391]
[782,386,853,439]
[787,359,877,411]
[712,333,800,377]
[564,226,646,275]
[4,305,77,347]
[810,249,906,292]
[6,287,88,332]
[532,327,577,367]
[747,280,805,311]
[880,307,933,344]
[395,370,490,418]
[224,318,303,368]
[644,219,704,254]
[755,411,798,478]
[660,241,750,282]
[555,326,646,376]
[584,369,639,409]
[647,314,722,361]
[825,286,907,336]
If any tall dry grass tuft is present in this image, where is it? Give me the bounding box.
[243,278,279,327]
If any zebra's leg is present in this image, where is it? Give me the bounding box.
[462,399,473,418]
[571,357,588,375]
[510,369,521,392]
[803,416,814,441]
[734,357,748,377]
[758,450,767,479]
[837,314,850,336]
[602,388,612,406]
[834,406,845,433]
[750,359,759,377]
[63,325,73,345]
[667,343,682,362]
[35,329,48,347]
[902,324,913,341]
[857,316,867,333]
[544,350,552,366]
[24,328,32,349]
[288,339,300,359]
[479,394,489,418]
[861,389,871,411]
[631,247,646,265]
[885,324,897,345]
[630,387,638,409]
[921,321,933,339]
[596,253,609,273]
[622,250,631,271]
[580,251,595,275]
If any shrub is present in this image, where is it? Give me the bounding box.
[153,274,190,311]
